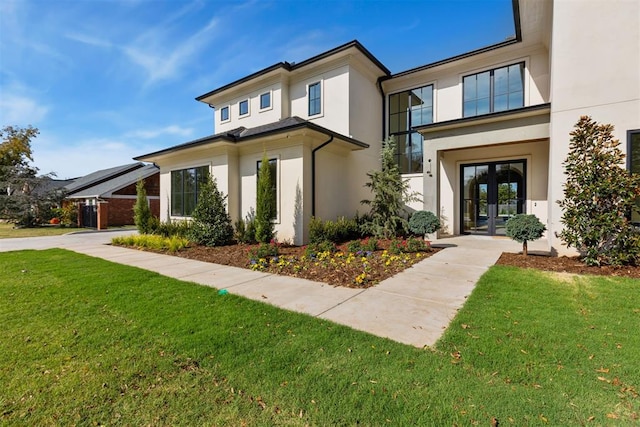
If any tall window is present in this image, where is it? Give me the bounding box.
[388,84,433,173]
[257,158,278,220]
[260,92,271,110]
[308,82,321,116]
[629,130,640,224]
[171,166,208,216]
[220,106,229,122]
[463,63,524,117]
[239,99,249,116]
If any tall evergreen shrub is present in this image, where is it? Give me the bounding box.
[133,179,152,234]
[557,116,640,266]
[361,138,420,238]
[255,153,276,243]
[188,175,234,246]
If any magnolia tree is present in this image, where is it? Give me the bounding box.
[557,116,640,266]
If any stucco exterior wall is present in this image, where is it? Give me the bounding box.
[548,0,640,255]
[289,63,351,135]
[214,80,284,134]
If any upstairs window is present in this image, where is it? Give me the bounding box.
[220,106,229,122]
[388,84,433,173]
[308,82,321,116]
[463,63,524,117]
[171,166,209,217]
[260,92,271,110]
[239,99,249,116]
[629,130,640,224]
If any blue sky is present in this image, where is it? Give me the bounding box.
[0,0,514,179]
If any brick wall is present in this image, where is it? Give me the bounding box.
[113,173,160,197]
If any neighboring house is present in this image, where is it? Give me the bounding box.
[64,162,159,229]
[135,0,639,254]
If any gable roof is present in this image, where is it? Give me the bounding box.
[134,116,369,161]
[195,40,391,104]
[66,164,159,199]
[65,162,146,194]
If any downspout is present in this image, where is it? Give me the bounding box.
[311,135,334,217]
[377,76,387,142]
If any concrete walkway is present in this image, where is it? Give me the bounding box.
[0,231,548,348]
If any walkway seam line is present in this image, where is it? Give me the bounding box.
[314,289,367,317]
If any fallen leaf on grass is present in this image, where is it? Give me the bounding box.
[597,376,609,382]
[596,367,610,373]
[607,413,619,419]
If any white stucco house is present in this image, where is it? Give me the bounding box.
[136,0,640,253]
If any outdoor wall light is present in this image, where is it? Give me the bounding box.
[427,158,433,177]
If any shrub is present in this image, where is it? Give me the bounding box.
[248,241,279,260]
[255,153,276,243]
[557,116,640,266]
[405,236,429,252]
[408,211,441,237]
[361,138,421,239]
[505,214,546,256]
[52,204,77,227]
[134,179,152,234]
[151,218,192,238]
[309,216,361,244]
[304,241,337,258]
[188,176,234,247]
[111,234,189,253]
[346,237,378,254]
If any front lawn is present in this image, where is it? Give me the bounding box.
[1,250,638,425]
[0,222,76,238]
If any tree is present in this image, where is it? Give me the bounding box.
[255,153,276,243]
[409,210,441,239]
[361,138,420,239]
[557,116,640,266]
[188,175,234,246]
[0,125,55,225]
[133,179,152,234]
[505,214,546,256]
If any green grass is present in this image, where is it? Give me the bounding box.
[1,251,638,425]
[0,223,136,239]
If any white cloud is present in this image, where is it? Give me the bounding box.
[125,125,194,140]
[0,93,49,125]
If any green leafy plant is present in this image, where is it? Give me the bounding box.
[505,214,546,256]
[361,138,421,239]
[408,210,441,237]
[255,153,276,243]
[248,241,280,261]
[309,216,361,244]
[557,116,640,266]
[188,175,234,247]
[133,179,153,234]
[304,240,337,257]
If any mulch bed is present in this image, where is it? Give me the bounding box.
[171,240,441,288]
[496,252,640,279]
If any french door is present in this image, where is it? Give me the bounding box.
[461,160,526,235]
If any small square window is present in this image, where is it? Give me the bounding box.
[260,92,271,110]
[220,106,229,122]
[239,100,249,116]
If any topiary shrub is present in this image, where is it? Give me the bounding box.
[505,214,546,256]
[188,176,234,247]
[408,210,441,238]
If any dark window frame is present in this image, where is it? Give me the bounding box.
[170,165,209,217]
[220,106,229,122]
[308,81,321,116]
[628,129,640,224]
[387,84,433,174]
[256,158,279,221]
[462,62,525,118]
[239,99,249,116]
[260,92,271,110]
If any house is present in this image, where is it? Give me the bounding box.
[135,0,640,254]
[64,162,160,229]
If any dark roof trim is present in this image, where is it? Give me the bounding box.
[383,0,523,80]
[134,117,368,160]
[414,103,551,132]
[195,40,390,103]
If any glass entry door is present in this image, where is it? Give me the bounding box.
[461,160,526,235]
